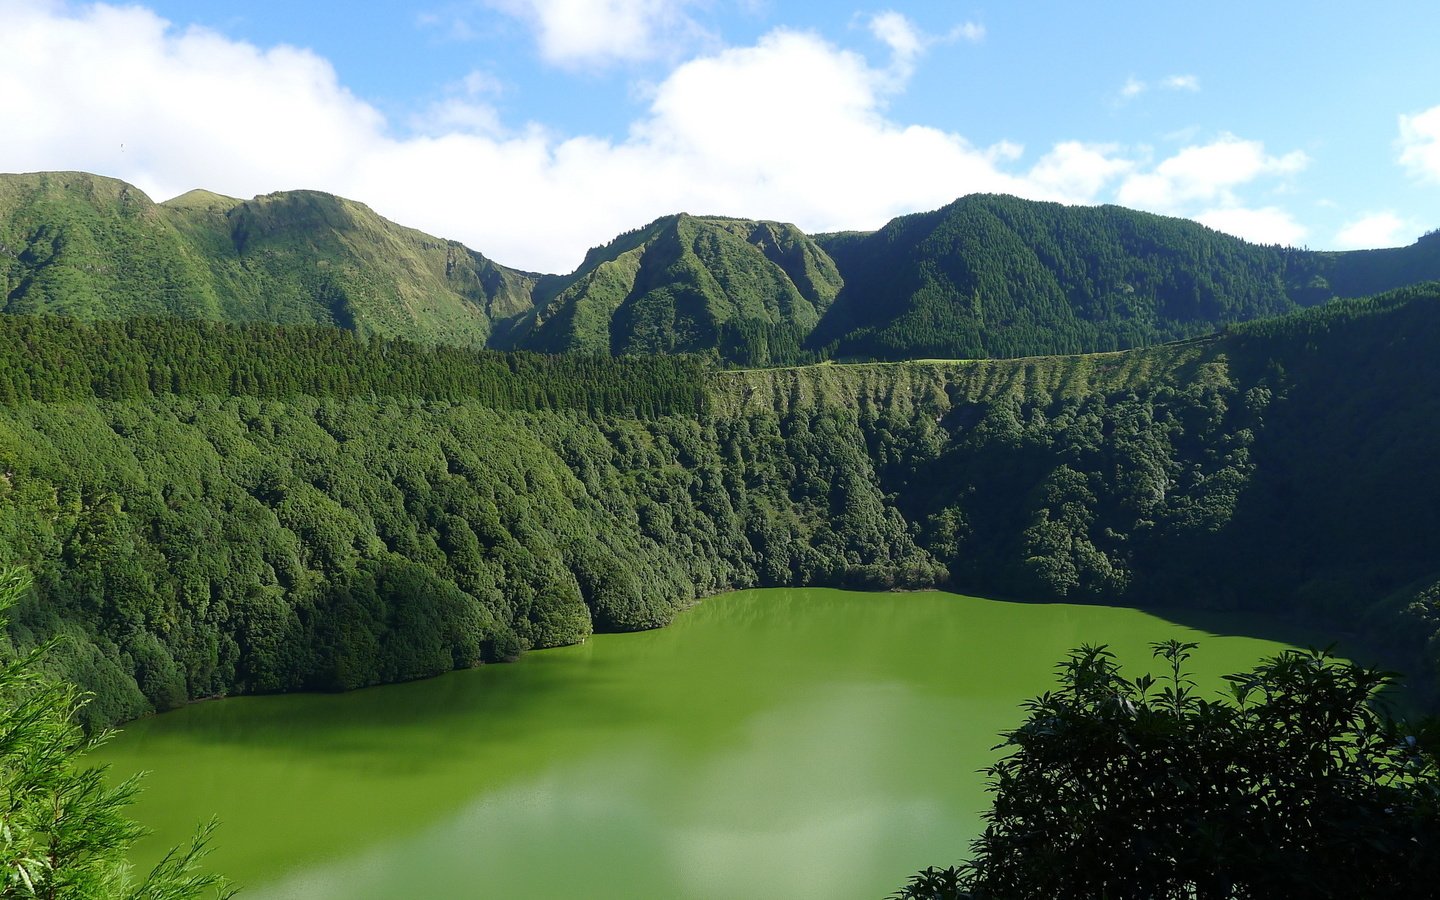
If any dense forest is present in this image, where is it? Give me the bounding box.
[1,282,1439,729]
[7,172,1440,365]
[810,194,1440,359]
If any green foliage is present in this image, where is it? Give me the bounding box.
[0,392,934,729]
[895,642,1440,899]
[0,568,231,899]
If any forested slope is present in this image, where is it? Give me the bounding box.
[2,285,1439,727]
[809,194,1440,360]
[520,213,840,364]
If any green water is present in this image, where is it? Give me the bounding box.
[96,589,1302,899]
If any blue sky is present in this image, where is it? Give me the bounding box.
[3,1,1438,273]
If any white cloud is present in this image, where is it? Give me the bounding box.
[624,29,1029,227]
[1334,211,1416,249]
[0,1,384,196]
[1119,74,1198,104]
[481,0,710,68]
[0,2,1314,273]
[1026,142,1133,203]
[948,22,986,43]
[1119,77,1146,100]
[411,70,509,136]
[868,10,926,83]
[1116,134,1308,213]
[0,3,1039,272]
[1399,105,1440,183]
[866,11,984,86]
[1195,206,1307,247]
[868,11,924,60]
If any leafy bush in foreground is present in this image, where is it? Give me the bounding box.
[0,568,231,899]
[896,642,1440,899]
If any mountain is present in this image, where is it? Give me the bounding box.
[808,193,1440,360]
[0,172,539,346]
[5,171,1440,363]
[517,213,842,365]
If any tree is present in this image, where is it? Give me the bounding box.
[0,568,232,899]
[896,641,1440,899]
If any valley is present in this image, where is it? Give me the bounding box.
[3,170,1439,897]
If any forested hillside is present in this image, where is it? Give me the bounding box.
[520,213,841,365]
[2,284,1439,727]
[809,194,1440,359]
[6,172,1439,365]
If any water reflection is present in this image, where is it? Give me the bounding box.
[98,589,1298,899]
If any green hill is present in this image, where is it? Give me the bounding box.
[809,194,1440,360]
[1,172,539,346]
[519,213,841,365]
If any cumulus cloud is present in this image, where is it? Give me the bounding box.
[0,1,384,195]
[412,70,509,136]
[1195,206,1307,247]
[0,2,1313,271]
[949,22,986,43]
[1334,211,1416,249]
[622,29,1028,227]
[867,11,984,85]
[1116,134,1308,212]
[1118,74,1199,103]
[1026,142,1133,203]
[1111,135,1310,246]
[1399,105,1440,183]
[480,0,711,68]
[0,2,1030,272]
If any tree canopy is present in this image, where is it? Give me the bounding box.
[0,567,231,899]
[895,641,1440,899]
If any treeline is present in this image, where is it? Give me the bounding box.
[0,315,706,417]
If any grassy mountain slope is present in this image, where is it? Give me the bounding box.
[810,194,1440,360]
[1,172,539,346]
[0,172,224,320]
[520,213,842,364]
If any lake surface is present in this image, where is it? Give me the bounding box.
[96,589,1302,899]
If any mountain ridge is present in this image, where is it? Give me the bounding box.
[1,171,539,346]
[5,171,1440,363]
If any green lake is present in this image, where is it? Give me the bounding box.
[95,588,1304,899]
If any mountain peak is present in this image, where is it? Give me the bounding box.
[161,188,243,212]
